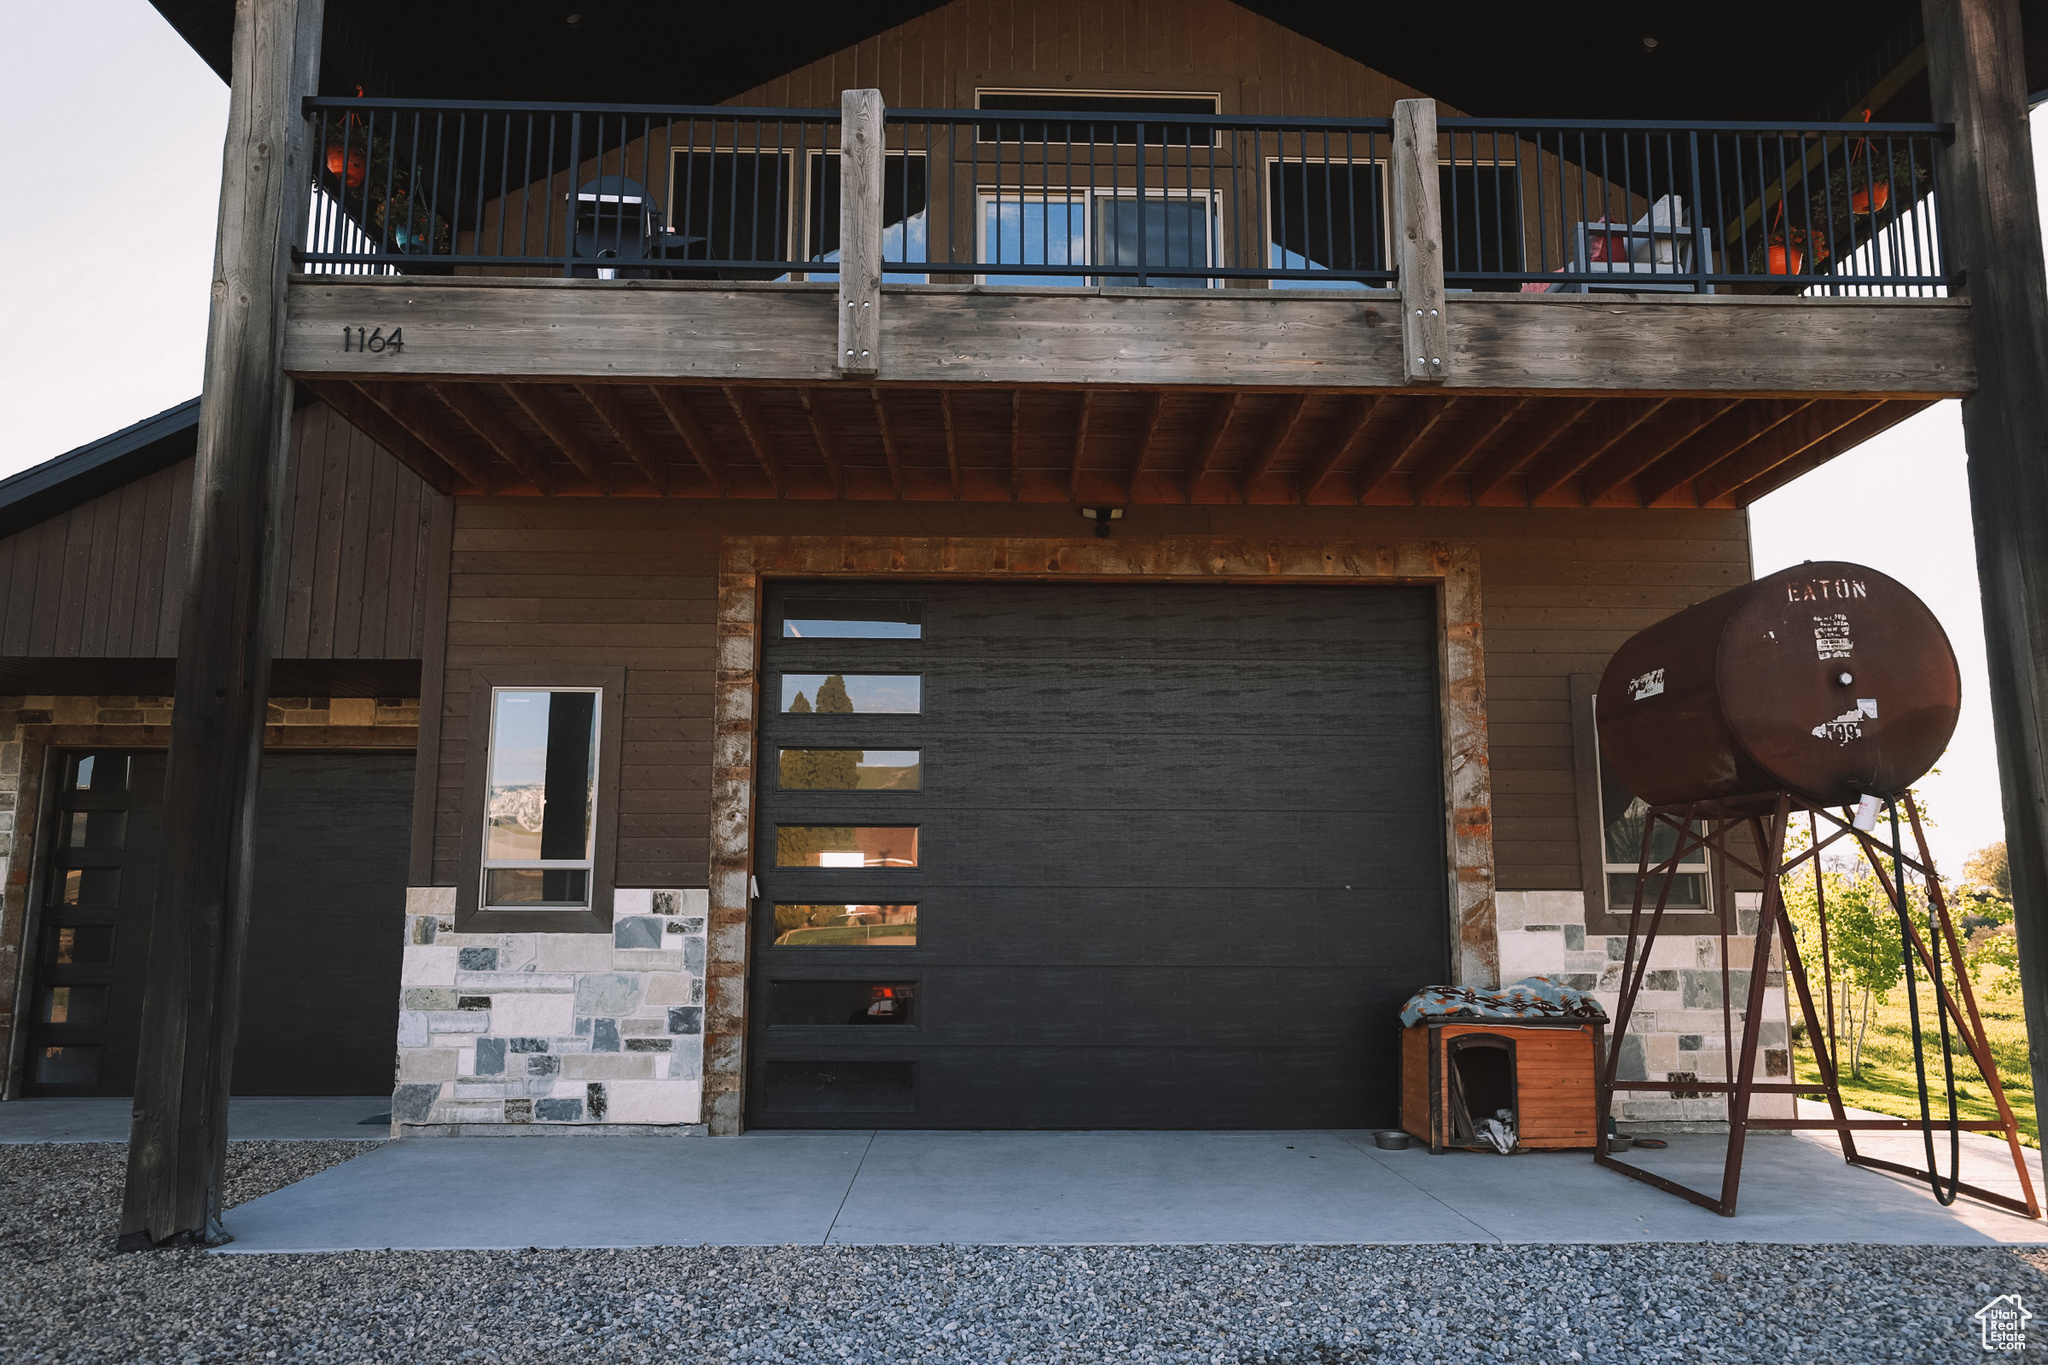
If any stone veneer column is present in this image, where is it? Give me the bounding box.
[392,888,712,1135]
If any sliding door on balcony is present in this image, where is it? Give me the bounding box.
[977,193,1219,287]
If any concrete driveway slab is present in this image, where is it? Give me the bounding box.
[825,1129,1489,1245]
[0,1096,393,1143]
[206,1124,2048,1253]
[217,1132,873,1252]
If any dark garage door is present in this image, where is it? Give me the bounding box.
[23,749,413,1096]
[750,580,1447,1129]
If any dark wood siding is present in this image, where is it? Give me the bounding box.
[727,0,1439,117]
[430,499,1749,894]
[0,403,449,664]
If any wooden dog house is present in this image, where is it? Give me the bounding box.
[1401,1020,1603,1154]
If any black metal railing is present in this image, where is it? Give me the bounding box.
[297,96,1949,297]
[1438,117,1948,296]
[302,97,844,278]
[880,108,1396,287]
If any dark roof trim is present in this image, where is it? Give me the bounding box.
[0,398,200,541]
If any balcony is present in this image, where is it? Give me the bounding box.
[283,94,1971,506]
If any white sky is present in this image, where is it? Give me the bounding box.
[0,2,2034,871]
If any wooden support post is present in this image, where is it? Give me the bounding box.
[837,89,884,377]
[118,0,323,1250]
[1391,98,1447,385]
[1923,0,2048,1170]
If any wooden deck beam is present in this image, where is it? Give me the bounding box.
[1525,398,1673,502]
[1414,397,1524,503]
[1241,395,1309,503]
[576,383,669,495]
[507,385,608,494]
[1298,396,1379,504]
[941,392,963,500]
[1581,397,1742,505]
[723,387,786,497]
[285,279,1975,398]
[1634,399,1813,505]
[651,387,728,497]
[1184,395,1239,504]
[307,379,473,494]
[1357,397,1453,502]
[1466,397,1596,502]
[1128,392,1166,502]
[873,389,905,498]
[1694,399,1891,503]
[798,390,846,498]
[1069,391,1093,502]
[349,381,495,491]
[431,382,552,491]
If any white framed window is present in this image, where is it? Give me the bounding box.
[972,89,1223,147]
[1573,676,1712,917]
[803,150,931,283]
[481,687,601,911]
[1601,793,1712,914]
[977,189,1220,287]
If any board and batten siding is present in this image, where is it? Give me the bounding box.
[727,0,1443,116]
[0,403,449,664]
[429,499,1749,893]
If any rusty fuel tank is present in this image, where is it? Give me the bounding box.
[1596,561,1959,809]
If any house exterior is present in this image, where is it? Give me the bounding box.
[3,0,2022,1155]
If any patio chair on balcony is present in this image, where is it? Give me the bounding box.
[1541,195,1715,294]
[570,175,711,280]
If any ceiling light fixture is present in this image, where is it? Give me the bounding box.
[1079,506,1124,538]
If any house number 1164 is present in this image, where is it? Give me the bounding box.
[342,326,403,354]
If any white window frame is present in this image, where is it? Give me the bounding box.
[1591,690,1712,914]
[974,187,1223,287]
[971,88,1224,148]
[480,685,602,913]
[801,147,932,284]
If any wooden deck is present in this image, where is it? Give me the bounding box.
[286,277,1953,507]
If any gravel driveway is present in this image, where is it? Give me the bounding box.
[2,1141,2043,1363]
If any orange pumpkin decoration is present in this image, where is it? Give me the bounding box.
[326,144,366,188]
[1766,243,1804,275]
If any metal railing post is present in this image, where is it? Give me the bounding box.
[563,110,581,277]
[837,89,885,376]
[1689,129,1710,294]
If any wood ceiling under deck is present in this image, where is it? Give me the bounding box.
[305,379,1926,511]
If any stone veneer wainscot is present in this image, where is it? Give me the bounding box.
[392,887,709,1136]
[1495,889,1794,1127]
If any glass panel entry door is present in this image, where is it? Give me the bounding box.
[25,752,155,1094]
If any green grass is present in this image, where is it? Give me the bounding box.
[1793,970,2038,1148]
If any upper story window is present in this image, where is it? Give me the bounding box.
[974,90,1221,145]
